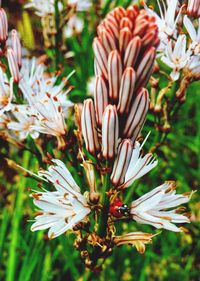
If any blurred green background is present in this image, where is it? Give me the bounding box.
[0,0,199,280]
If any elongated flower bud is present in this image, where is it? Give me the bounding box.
[108,50,122,102]
[0,8,8,44]
[135,47,156,90]
[99,28,117,54]
[102,105,119,159]
[187,0,200,18]
[7,48,20,83]
[117,67,136,114]
[123,88,149,140]
[119,27,132,53]
[114,232,154,254]
[111,139,133,186]
[81,99,100,156]
[94,75,108,126]
[11,29,22,68]
[124,36,142,68]
[93,38,108,79]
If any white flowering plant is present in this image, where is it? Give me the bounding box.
[0,0,199,280]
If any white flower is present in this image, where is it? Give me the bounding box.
[21,58,74,116]
[19,76,67,138]
[0,70,13,115]
[20,58,45,89]
[64,15,84,38]
[120,138,158,189]
[31,159,91,239]
[184,15,200,56]
[144,0,180,53]
[187,55,200,75]
[68,0,91,11]
[7,104,39,140]
[131,181,191,232]
[24,0,63,17]
[161,35,189,81]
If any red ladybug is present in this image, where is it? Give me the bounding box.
[109,197,130,218]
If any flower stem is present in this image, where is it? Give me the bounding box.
[97,168,110,237]
[89,162,110,268]
[54,0,62,69]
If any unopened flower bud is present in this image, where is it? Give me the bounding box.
[81,99,100,156]
[93,38,108,79]
[99,28,117,54]
[111,139,133,186]
[0,8,8,44]
[119,27,132,53]
[82,160,100,204]
[117,67,136,114]
[94,75,108,126]
[123,88,149,141]
[187,0,200,18]
[108,50,122,102]
[102,105,119,159]
[135,47,156,90]
[7,48,20,83]
[124,36,142,68]
[11,29,22,68]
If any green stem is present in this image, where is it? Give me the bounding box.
[6,151,30,281]
[54,0,62,69]
[89,163,110,268]
[97,167,110,238]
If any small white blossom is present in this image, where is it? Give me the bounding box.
[24,0,63,17]
[122,140,158,189]
[0,70,13,115]
[19,76,67,138]
[64,15,84,38]
[161,35,189,81]
[131,182,192,232]
[31,159,91,239]
[144,0,181,53]
[184,15,200,56]
[7,104,39,140]
[68,0,91,11]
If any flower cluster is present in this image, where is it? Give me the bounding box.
[0,7,73,146]
[0,1,194,272]
[144,0,200,85]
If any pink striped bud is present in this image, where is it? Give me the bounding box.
[126,6,138,22]
[135,47,156,90]
[0,8,8,43]
[133,19,148,37]
[81,99,100,156]
[99,28,117,54]
[102,105,119,159]
[187,0,200,18]
[142,30,158,49]
[104,15,119,39]
[111,139,133,186]
[119,27,132,53]
[108,50,122,102]
[123,88,149,140]
[93,38,108,79]
[120,17,133,30]
[112,6,127,22]
[7,48,20,83]
[11,29,22,68]
[94,76,108,126]
[117,67,136,114]
[124,36,142,68]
